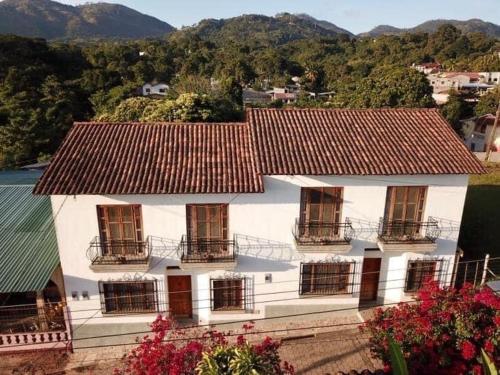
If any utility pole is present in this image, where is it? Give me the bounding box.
[485,98,500,162]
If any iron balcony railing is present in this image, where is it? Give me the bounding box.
[180,235,238,263]
[293,218,354,245]
[87,236,152,266]
[378,217,441,243]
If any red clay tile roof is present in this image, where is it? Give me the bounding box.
[247,108,485,175]
[34,122,264,195]
[35,109,485,195]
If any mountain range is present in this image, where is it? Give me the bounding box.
[361,19,500,38]
[0,0,174,39]
[0,0,499,40]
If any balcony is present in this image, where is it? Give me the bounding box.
[179,235,237,270]
[377,217,440,252]
[87,236,152,272]
[293,218,354,253]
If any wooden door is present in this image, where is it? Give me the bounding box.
[167,276,192,318]
[359,258,381,302]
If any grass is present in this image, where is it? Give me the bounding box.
[458,163,500,260]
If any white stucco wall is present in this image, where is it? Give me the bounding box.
[51,174,469,327]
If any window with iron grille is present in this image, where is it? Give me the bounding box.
[300,262,355,295]
[405,260,440,293]
[98,280,158,314]
[211,278,245,311]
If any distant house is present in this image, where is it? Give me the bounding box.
[462,114,499,152]
[413,62,442,75]
[142,82,169,96]
[479,72,500,85]
[242,88,272,105]
[0,171,69,352]
[267,86,300,103]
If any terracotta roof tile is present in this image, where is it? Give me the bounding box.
[34,122,264,195]
[247,108,485,176]
[35,109,485,195]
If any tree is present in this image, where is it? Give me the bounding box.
[476,87,500,117]
[333,67,435,108]
[115,316,294,375]
[440,90,473,133]
[362,281,500,375]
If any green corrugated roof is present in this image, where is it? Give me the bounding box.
[0,171,59,293]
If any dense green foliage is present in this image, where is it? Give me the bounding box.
[0,23,499,167]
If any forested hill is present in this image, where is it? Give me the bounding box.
[173,13,353,47]
[0,0,175,39]
[361,19,500,38]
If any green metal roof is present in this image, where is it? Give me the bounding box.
[0,171,59,293]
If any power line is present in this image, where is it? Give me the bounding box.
[4,286,496,350]
[0,262,456,313]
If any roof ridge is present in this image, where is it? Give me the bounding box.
[246,107,439,112]
[73,121,248,126]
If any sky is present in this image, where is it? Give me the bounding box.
[58,0,500,34]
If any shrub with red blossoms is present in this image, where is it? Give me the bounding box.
[361,281,500,375]
[114,315,294,375]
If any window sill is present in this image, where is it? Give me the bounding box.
[211,309,249,315]
[299,293,354,299]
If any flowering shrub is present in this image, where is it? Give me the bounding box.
[114,316,294,375]
[361,281,500,375]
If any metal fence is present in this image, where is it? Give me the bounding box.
[180,235,238,263]
[293,218,354,245]
[87,236,152,266]
[378,217,441,243]
[452,255,500,288]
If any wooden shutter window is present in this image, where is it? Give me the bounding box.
[300,188,343,238]
[97,205,143,243]
[186,204,228,241]
[385,187,427,223]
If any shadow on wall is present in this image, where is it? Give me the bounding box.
[235,233,302,262]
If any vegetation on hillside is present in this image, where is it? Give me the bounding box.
[0,0,175,40]
[0,24,499,167]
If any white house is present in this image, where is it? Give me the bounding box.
[142,82,169,96]
[34,108,484,344]
[462,114,500,152]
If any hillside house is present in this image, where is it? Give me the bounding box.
[462,114,500,152]
[34,108,484,343]
[142,82,169,96]
[412,62,442,75]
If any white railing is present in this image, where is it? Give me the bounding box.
[0,306,72,353]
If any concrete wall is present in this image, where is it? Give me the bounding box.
[51,174,469,331]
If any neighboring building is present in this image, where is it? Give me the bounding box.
[0,171,69,352]
[479,72,500,85]
[462,114,500,152]
[412,62,442,75]
[267,85,301,103]
[242,88,272,105]
[142,82,169,96]
[427,72,498,99]
[34,108,484,343]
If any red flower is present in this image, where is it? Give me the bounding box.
[484,340,494,353]
[461,340,476,361]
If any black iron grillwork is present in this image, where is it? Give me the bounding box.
[293,218,354,245]
[378,217,440,243]
[87,236,151,266]
[180,235,237,263]
[299,261,357,296]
